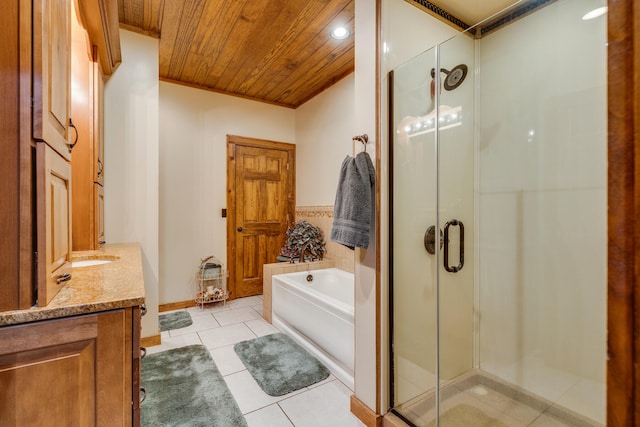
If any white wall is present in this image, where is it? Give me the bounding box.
[158,72,358,305]
[381,0,459,73]
[104,30,160,338]
[353,0,380,412]
[295,74,355,206]
[158,82,295,304]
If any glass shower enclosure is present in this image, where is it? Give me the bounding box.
[389,0,607,425]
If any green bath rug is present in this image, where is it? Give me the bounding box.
[159,310,192,332]
[234,333,330,396]
[141,344,247,427]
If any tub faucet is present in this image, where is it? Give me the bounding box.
[299,241,315,263]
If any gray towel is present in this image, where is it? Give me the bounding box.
[330,152,376,249]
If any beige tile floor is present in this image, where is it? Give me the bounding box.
[149,296,365,427]
[395,351,605,427]
[395,372,604,427]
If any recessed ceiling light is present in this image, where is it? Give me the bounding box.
[330,26,350,40]
[582,6,607,20]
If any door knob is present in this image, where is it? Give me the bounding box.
[237,226,243,232]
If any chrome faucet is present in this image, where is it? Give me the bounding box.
[298,241,316,263]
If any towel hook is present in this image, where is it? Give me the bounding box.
[352,134,368,152]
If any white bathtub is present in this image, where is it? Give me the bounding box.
[271,268,354,390]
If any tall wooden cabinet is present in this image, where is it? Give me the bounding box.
[0,0,121,311]
[33,0,74,305]
[0,0,30,311]
[71,14,107,251]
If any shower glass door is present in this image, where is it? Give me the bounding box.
[390,45,439,423]
[390,0,607,425]
[390,32,476,426]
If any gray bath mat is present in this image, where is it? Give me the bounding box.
[234,333,330,396]
[141,344,247,427]
[159,310,192,332]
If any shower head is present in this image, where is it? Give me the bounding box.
[429,64,468,91]
[443,64,467,91]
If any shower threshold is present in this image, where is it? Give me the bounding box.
[392,369,603,427]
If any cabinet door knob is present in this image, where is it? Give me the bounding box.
[237,226,243,232]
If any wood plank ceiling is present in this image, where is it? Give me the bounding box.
[118,0,355,108]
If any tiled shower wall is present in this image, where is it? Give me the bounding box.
[295,205,355,273]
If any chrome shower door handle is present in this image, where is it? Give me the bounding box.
[443,219,464,273]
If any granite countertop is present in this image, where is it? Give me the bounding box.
[0,243,146,326]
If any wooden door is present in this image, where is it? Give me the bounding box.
[227,136,295,299]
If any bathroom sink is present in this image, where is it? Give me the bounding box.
[72,255,119,268]
[72,259,113,267]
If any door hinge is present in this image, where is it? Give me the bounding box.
[30,97,34,109]
[286,162,290,170]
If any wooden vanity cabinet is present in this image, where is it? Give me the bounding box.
[0,307,141,426]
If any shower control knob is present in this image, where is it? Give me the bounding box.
[237,226,243,232]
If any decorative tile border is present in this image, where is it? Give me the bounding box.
[408,0,555,38]
[408,0,472,32]
[295,205,334,218]
[479,0,555,37]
